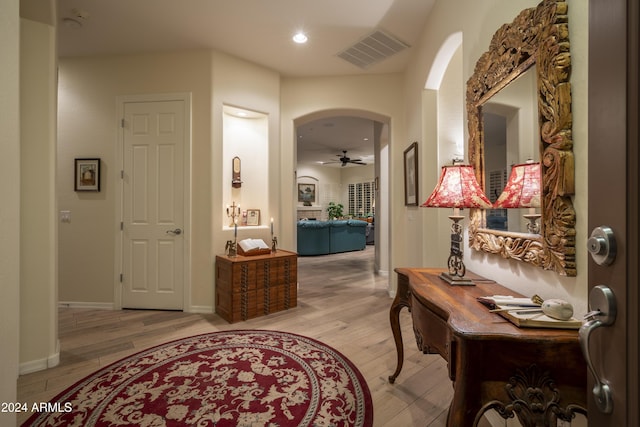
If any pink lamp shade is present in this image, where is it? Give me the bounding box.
[493,162,541,208]
[422,165,492,209]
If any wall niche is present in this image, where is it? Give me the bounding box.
[222,105,269,229]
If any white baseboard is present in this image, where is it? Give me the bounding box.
[20,358,48,375]
[58,301,114,310]
[22,303,210,375]
[48,339,60,368]
[59,301,213,314]
[188,305,213,314]
[19,340,60,375]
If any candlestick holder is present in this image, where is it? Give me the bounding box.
[271,236,278,253]
[226,201,241,227]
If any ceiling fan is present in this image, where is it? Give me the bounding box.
[323,150,366,167]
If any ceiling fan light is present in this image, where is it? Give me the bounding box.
[320,150,367,167]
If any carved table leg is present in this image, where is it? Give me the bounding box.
[388,273,411,383]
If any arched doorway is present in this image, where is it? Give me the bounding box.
[293,109,390,276]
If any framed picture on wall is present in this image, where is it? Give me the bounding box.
[74,158,101,191]
[246,209,260,226]
[404,142,419,206]
[298,183,316,206]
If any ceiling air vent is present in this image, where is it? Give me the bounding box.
[337,29,410,69]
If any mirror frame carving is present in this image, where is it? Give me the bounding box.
[466,0,576,276]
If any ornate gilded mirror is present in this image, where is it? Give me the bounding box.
[466,0,576,276]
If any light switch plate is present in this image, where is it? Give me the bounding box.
[60,210,71,223]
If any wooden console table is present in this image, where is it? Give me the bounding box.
[215,250,297,323]
[390,268,587,426]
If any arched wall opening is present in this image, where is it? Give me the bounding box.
[425,31,465,164]
[293,108,390,275]
[420,31,465,270]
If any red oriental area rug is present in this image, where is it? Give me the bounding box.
[23,330,373,427]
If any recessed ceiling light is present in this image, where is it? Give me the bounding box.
[293,32,308,44]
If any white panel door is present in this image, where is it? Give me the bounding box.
[122,100,185,310]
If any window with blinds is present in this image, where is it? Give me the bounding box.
[348,181,375,217]
[487,169,507,230]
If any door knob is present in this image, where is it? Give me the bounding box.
[579,285,617,414]
[166,228,182,235]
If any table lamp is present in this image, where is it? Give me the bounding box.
[493,162,541,234]
[422,164,492,285]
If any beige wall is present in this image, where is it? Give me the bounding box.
[58,51,213,307]
[281,74,405,280]
[58,65,397,303]
[211,51,281,282]
[57,50,281,312]
[17,0,590,376]
[0,1,21,422]
[56,0,589,316]
[20,17,59,373]
[404,0,589,314]
[0,0,598,413]
[422,44,466,271]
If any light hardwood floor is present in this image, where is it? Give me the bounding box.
[17,246,454,426]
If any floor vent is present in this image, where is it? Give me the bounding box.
[337,29,410,69]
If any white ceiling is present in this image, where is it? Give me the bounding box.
[56,0,434,76]
[296,116,378,168]
[54,0,435,165]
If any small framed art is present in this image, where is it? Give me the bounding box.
[298,183,316,206]
[246,209,260,226]
[404,142,419,206]
[75,158,101,192]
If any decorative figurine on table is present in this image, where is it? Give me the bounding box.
[270,217,277,252]
[225,220,238,257]
[225,239,237,257]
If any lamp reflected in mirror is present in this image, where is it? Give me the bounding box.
[422,165,492,286]
[493,162,541,234]
[482,65,539,233]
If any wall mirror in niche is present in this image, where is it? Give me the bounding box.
[466,0,576,276]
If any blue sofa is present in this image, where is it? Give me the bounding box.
[297,219,367,256]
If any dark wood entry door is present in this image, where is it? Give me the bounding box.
[587,0,639,425]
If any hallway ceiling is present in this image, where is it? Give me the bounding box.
[56,0,434,77]
[296,116,378,168]
[55,0,434,165]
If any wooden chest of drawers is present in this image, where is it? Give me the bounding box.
[215,250,297,323]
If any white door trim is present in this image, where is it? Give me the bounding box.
[114,92,192,311]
